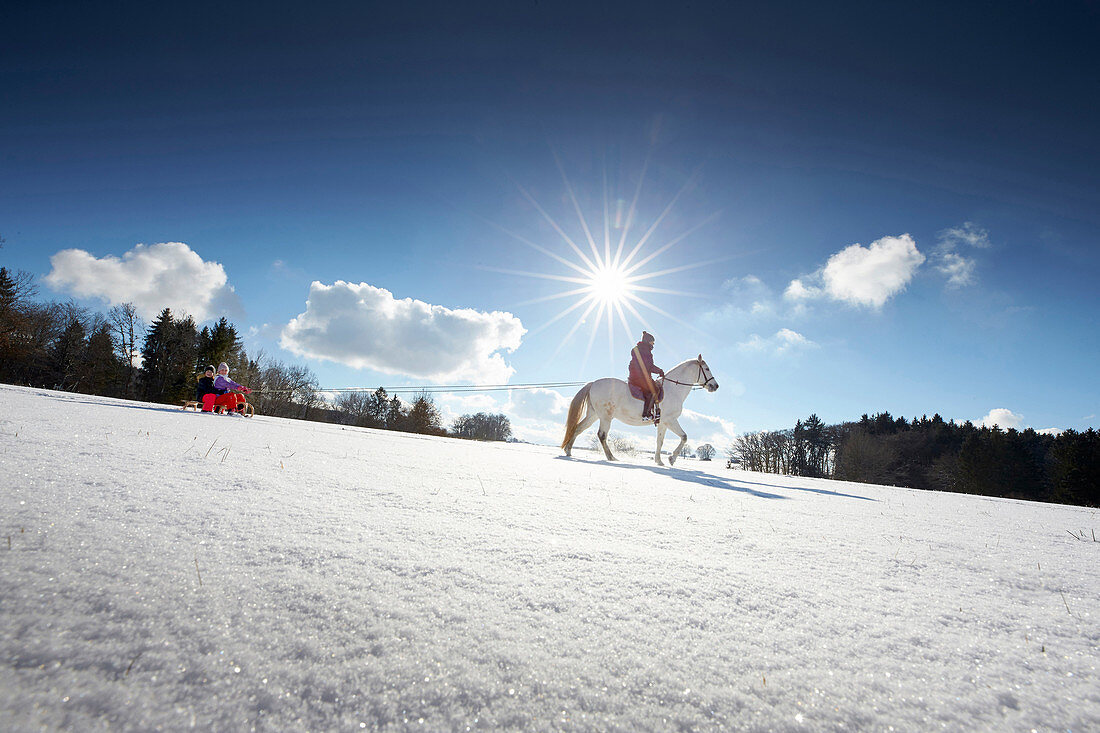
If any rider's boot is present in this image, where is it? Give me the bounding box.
[642,394,654,420]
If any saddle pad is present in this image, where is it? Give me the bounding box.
[628,383,664,402]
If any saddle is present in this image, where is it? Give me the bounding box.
[628,381,663,423]
[628,382,664,402]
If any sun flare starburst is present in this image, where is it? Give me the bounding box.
[587,262,634,306]
[485,154,724,371]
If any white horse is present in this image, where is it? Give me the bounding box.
[561,356,719,465]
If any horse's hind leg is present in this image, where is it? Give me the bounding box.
[565,411,599,456]
[597,418,616,461]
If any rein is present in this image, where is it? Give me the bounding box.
[661,360,716,389]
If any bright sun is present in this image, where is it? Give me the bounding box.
[587,263,633,306]
[486,155,721,369]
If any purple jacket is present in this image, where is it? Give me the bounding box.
[214,374,245,392]
[628,341,663,386]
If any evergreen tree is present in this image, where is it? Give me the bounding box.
[803,414,828,477]
[386,395,405,430]
[83,321,123,396]
[196,317,242,371]
[406,392,445,435]
[0,266,37,383]
[167,314,199,402]
[0,266,16,312]
[792,419,806,475]
[140,308,175,401]
[363,388,390,428]
[1047,429,1100,506]
[49,318,87,391]
[139,309,198,403]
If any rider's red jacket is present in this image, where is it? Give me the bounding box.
[628,341,664,392]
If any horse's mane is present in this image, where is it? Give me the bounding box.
[667,357,701,373]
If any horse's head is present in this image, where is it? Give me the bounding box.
[697,354,719,392]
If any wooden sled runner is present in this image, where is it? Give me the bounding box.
[181,400,255,417]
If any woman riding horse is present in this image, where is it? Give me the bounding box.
[562,353,719,466]
[628,331,664,421]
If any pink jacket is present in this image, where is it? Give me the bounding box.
[214,374,245,392]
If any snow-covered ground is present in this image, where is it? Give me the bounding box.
[1,384,1097,732]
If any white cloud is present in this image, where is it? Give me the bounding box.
[704,275,784,322]
[738,328,817,355]
[45,242,240,321]
[433,391,514,424]
[437,392,506,415]
[679,408,738,448]
[785,234,925,309]
[705,273,810,326]
[937,252,977,288]
[939,222,991,249]
[280,281,526,383]
[432,389,571,443]
[821,235,925,307]
[977,408,1025,430]
[508,388,571,419]
[413,389,572,444]
[721,275,773,302]
[508,417,568,446]
[784,278,821,301]
[431,392,506,431]
[934,223,990,289]
[738,335,767,350]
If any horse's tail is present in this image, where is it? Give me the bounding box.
[561,382,593,450]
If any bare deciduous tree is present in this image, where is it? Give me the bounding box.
[109,303,142,397]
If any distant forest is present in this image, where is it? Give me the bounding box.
[0,263,511,442]
[729,412,1099,507]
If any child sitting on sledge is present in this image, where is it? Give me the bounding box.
[195,365,220,412]
[211,362,252,415]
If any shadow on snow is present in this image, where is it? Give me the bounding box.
[556,455,876,502]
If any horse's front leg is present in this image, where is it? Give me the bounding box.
[665,418,688,466]
[654,424,666,465]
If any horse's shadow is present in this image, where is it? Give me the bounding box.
[557,455,876,502]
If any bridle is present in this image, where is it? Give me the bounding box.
[662,358,717,390]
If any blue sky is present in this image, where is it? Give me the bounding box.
[2,1,1098,446]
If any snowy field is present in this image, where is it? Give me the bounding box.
[1,384,1098,732]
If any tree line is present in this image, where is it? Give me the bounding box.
[729,412,1099,507]
[0,262,511,441]
[329,388,511,440]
